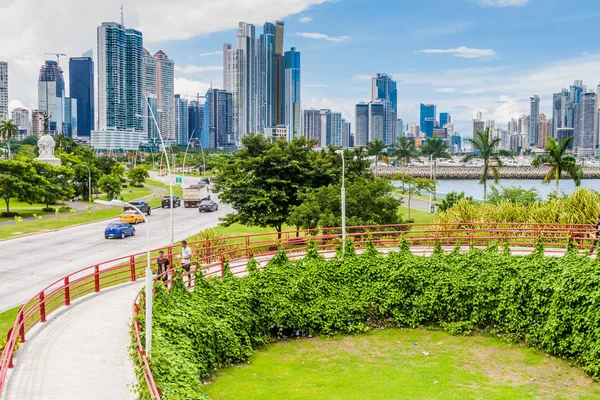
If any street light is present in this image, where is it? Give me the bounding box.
[95,199,153,354]
[82,163,92,202]
[136,101,174,245]
[336,149,346,255]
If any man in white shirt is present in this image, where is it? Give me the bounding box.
[181,240,193,287]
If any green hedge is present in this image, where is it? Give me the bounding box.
[134,239,600,399]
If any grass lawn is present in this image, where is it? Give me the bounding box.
[206,328,600,400]
[0,305,20,339]
[399,206,435,225]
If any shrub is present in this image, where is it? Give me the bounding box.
[136,241,600,399]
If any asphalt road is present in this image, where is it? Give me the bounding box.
[0,173,225,312]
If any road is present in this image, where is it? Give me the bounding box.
[0,173,225,312]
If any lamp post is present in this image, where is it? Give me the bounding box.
[336,149,346,255]
[82,163,92,202]
[137,99,174,245]
[95,199,153,353]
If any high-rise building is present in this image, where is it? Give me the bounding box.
[237,22,258,138]
[11,108,30,138]
[97,22,144,132]
[538,114,551,149]
[174,94,189,146]
[574,91,596,152]
[552,89,574,139]
[32,109,45,136]
[420,104,436,137]
[330,112,343,147]
[570,80,585,105]
[408,123,420,137]
[508,118,517,135]
[274,21,285,126]
[202,88,234,149]
[320,109,332,147]
[355,102,369,146]
[521,115,530,145]
[283,47,301,140]
[38,60,65,134]
[259,22,276,133]
[188,99,204,144]
[472,117,484,138]
[369,101,385,142]
[529,95,540,147]
[485,120,495,129]
[371,73,397,113]
[69,56,95,138]
[557,127,575,149]
[63,97,78,138]
[0,62,7,122]
[397,118,404,138]
[302,109,321,143]
[439,112,450,128]
[342,119,351,148]
[154,50,175,141]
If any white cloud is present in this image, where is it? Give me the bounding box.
[418,46,496,59]
[297,32,350,42]
[476,0,529,7]
[304,83,328,88]
[0,0,333,107]
[200,51,223,57]
[436,88,457,93]
[174,65,223,74]
[299,17,313,23]
[352,74,372,81]
[174,77,214,96]
[304,97,356,121]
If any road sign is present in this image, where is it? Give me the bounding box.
[176,177,182,183]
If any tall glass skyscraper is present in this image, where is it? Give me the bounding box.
[174,94,189,146]
[0,62,7,122]
[369,101,385,142]
[371,73,397,113]
[259,22,276,132]
[188,100,204,144]
[97,21,144,132]
[439,112,450,128]
[63,97,78,138]
[331,112,343,147]
[153,50,175,141]
[420,104,436,137]
[283,47,301,140]
[529,95,540,147]
[202,89,234,150]
[302,109,321,143]
[355,102,369,146]
[69,56,94,138]
[38,60,65,134]
[575,91,596,151]
[552,89,574,139]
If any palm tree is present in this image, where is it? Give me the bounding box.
[532,135,581,193]
[0,119,18,159]
[420,136,450,200]
[366,138,386,174]
[462,128,511,202]
[392,137,418,167]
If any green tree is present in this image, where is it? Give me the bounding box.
[0,160,45,215]
[59,153,101,201]
[217,136,350,236]
[438,191,473,212]
[111,163,126,182]
[462,128,511,202]
[31,161,75,210]
[0,119,18,159]
[488,185,540,206]
[128,166,150,186]
[55,135,80,154]
[22,136,38,146]
[392,137,418,167]
[394,173,435,220]
[420,136,450,200]
[532,136,582,193]
[289,177,403,230]
[366,138,386,174]
[98,174,122,200]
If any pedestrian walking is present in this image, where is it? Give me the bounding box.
[180,240,193,287]
[590,215,600,255]
[156,250,170,283]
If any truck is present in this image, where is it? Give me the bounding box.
[183,184,209,208]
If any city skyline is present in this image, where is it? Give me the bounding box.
[2,0,600,137]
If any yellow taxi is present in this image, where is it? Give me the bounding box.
[119,210,145,224]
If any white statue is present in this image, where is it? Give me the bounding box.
[36,134,61,166]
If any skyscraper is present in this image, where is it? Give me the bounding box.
[369,101,385,142]
[154,50,175,141]
[420,104,436,137]
[97,21,144,132]
[320,109,332,147]
[342,119,351,148]
[330,112,343,147]
[371,73,397,113]
[397,118,404,138]
[355,102,369,146]
[508,118,517,135]
[570,80,585,105]
[529,95,540,147]
[283,47,301,140]
[32,110,45,136]
[472,116,484,138]
[69,56,95,138]
[552,89,574,139]
[274,21,285,126]
[202,88,234,149]
[302,109,321,143]
[63,97,78,138]
[0,62,7,122]
[538,114,551,149]
[237,22,258,138]
[259,22,276,132]
[188,99,204,144]
[439,112,451,128]
[38,60,65,134]
[174,94,189,146]
[575,91,596,152]
[11,108,30,138]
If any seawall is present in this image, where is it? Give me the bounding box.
[376,166,600,180]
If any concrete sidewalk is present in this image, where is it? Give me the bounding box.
[1,283,142,400]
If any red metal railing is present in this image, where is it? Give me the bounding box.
[0,223,595,398]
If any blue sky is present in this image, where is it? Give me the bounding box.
[4,0,600,136]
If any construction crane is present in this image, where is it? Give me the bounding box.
[45,52,67,65]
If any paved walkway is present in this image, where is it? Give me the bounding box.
[1,283,141,400]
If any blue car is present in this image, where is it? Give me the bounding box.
[104,222,136,239]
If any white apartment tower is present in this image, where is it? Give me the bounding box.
[0,62,7,122]
[154,50,175,141]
